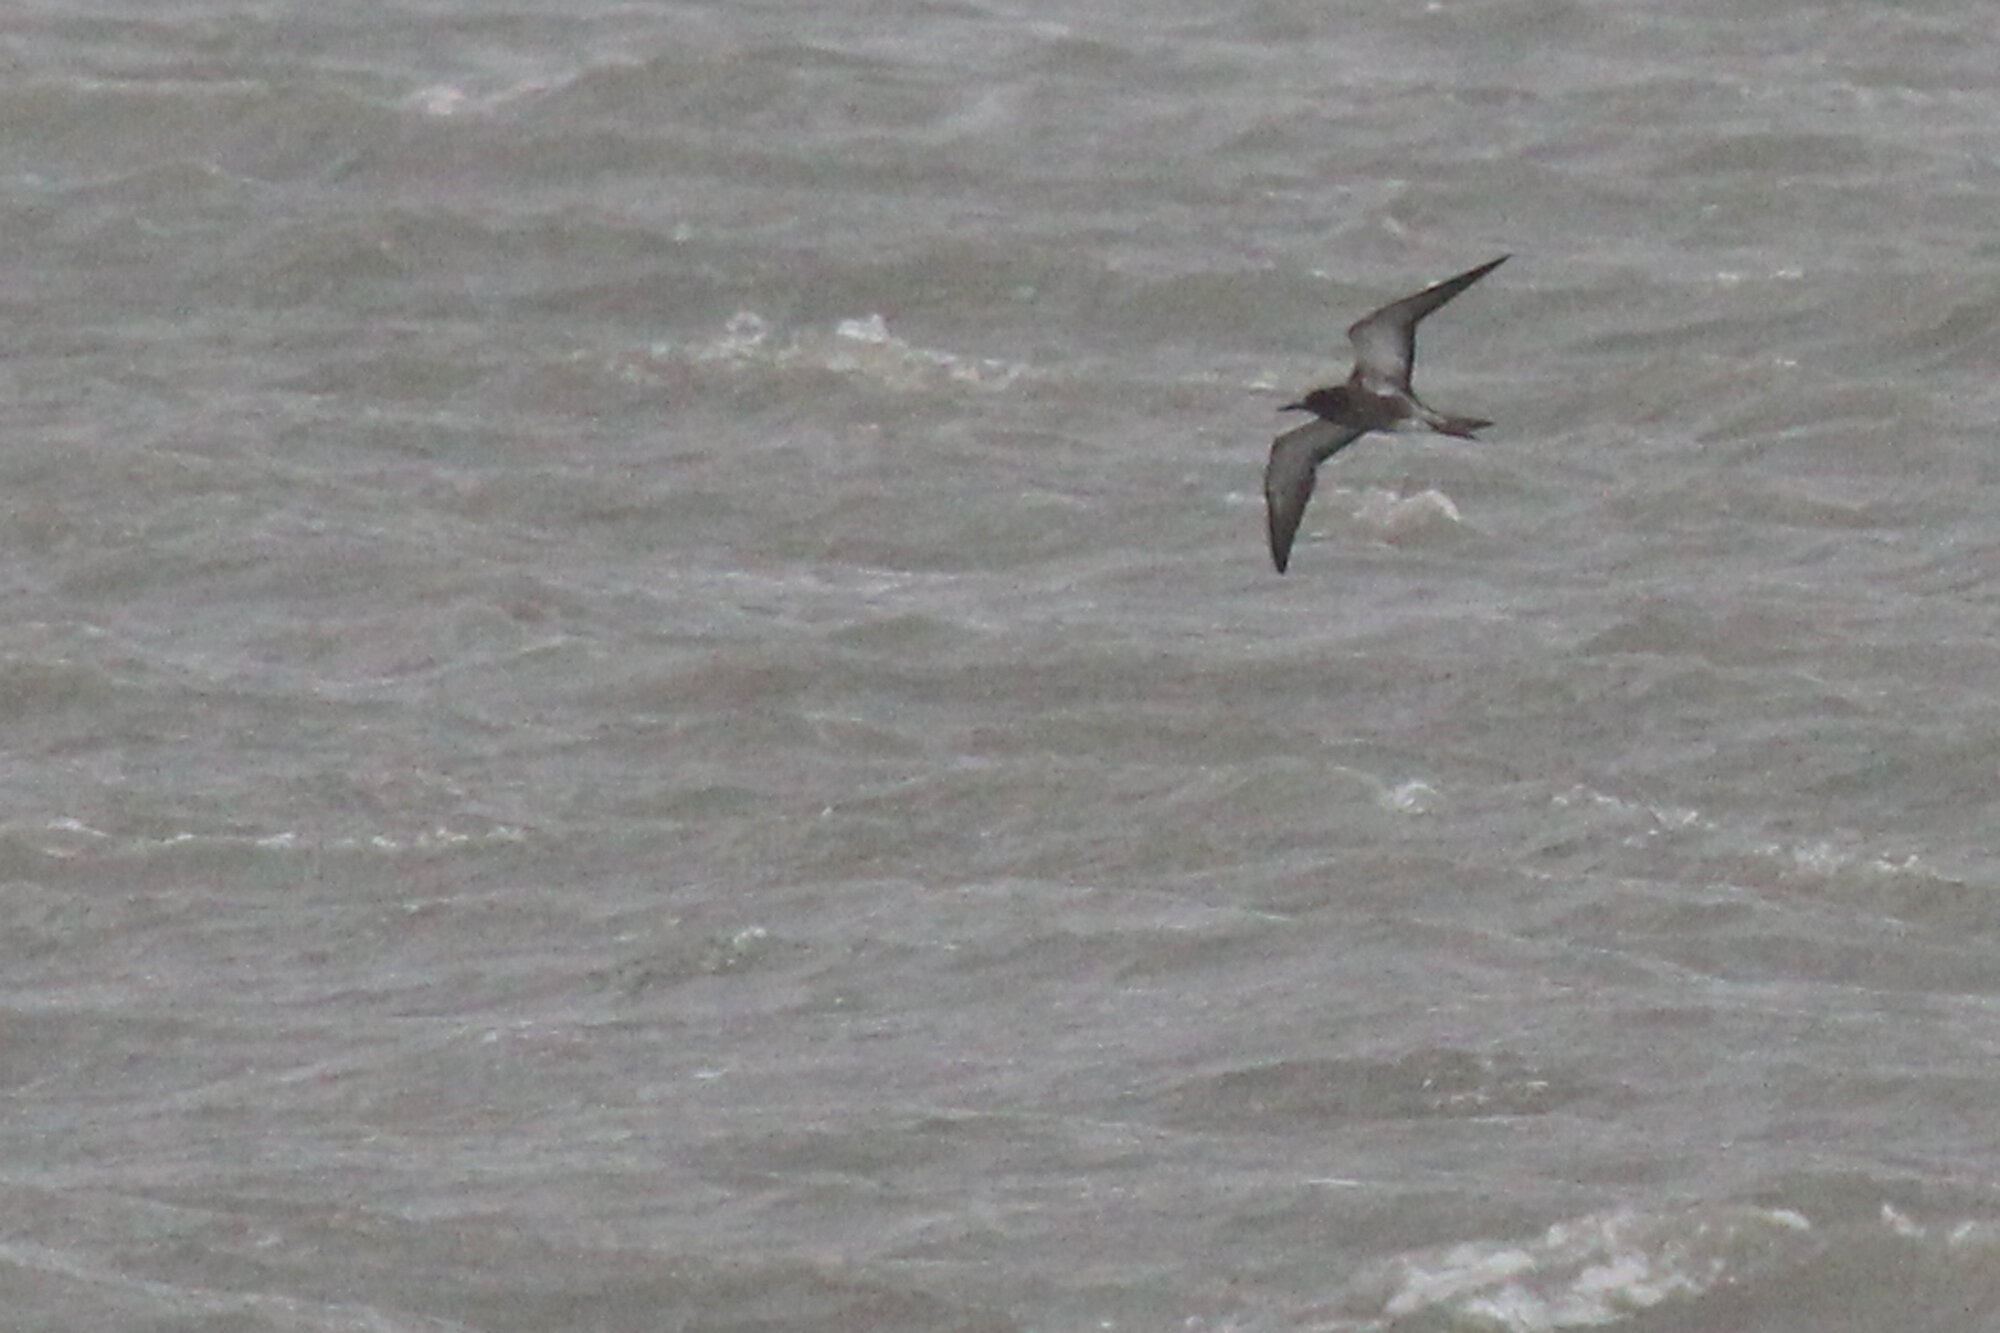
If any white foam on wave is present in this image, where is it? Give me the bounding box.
[829,311,1019,389]
[1550,784,1711,848]
[665,309,1025,392]
[1549,783,1962,886]
[1346,486,1464,542]
[35,817,527,860]
[405,78,558,116]
[1365,1205,1814,1330]
[1382,779,1440,815]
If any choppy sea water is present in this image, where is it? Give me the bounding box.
[11,1,2000,1329]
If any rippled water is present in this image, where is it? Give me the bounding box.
[10,2,2000,1329]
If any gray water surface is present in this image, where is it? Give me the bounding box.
[9,2,2000,1329]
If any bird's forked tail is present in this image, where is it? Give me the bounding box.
[1431,414,1491,439]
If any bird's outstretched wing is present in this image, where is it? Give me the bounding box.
[1265,419,1368,574]
[1347,254,1508,396]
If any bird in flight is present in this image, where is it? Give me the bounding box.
[1264,254,1508,573]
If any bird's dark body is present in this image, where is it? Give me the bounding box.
[1283,384,1405,433]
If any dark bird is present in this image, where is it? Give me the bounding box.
[1264,254,1508,573]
